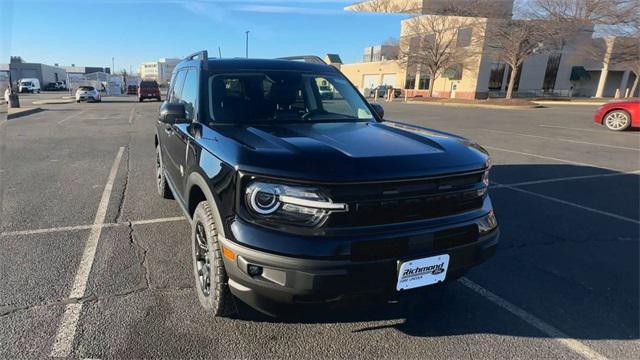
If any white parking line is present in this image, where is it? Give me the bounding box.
[539,125,609,133]
[57,110,87,125]
[128,107,136,124]
[491,170,640,188]
[0,217,186,237]
[483,146,625,172]
[459,277,608,360]
[480,129,640,151]
[494,181,640,225]
[130,216,185,225]
[50,147,124,357]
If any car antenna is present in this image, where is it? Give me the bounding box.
[218,47,222,59]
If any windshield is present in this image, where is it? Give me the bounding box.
[22,82,33,86]
[140,81,158,88]
[208,71,374,124]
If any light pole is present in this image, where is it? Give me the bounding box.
[111,57,115,74]
[245,31,250,58]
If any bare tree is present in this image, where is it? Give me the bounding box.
[398,15,483,97]
[346,0,417,13]
[528,0,639,28]
[612,28,640,96]
[529,0,640,97]
[485,19,564,99]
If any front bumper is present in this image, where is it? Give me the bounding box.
[220,214,499,315]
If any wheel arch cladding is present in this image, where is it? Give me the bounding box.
[187,172,227,238]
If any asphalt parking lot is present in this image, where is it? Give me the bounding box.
[0,97,638,359]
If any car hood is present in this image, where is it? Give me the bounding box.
[204,121,490,182]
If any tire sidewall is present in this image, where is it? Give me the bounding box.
[155,145,166,196]
[605,110,631,131]
[191,202,232,314]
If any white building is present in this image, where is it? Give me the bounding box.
[138,58,180,85]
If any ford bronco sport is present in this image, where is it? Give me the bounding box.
[155,51,499,316]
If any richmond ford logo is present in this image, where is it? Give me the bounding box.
[401,262,446,278]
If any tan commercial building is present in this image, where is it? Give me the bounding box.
[341,0,638,99]
[138,58,180,85]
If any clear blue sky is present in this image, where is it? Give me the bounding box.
[1,0,407,73]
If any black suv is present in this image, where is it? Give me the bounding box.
[155,51,499,316]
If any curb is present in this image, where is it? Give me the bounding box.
[405,101,543,110]
[7,107,44,120]
[32,99,76,105]
[533,101,607,106]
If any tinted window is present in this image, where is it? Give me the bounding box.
[140,81,158,88]
[180,69,198,121]
[169,70,187,103]
[208,71,373,124]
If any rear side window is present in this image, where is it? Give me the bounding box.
[140,81,158,89]
[180,69,199,121]
[168,71,187,104]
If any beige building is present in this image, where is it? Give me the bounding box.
[342,0,638,99]
[138,58,180,85]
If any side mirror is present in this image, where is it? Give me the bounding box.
[159,102,187,124]
[371,103,384,119]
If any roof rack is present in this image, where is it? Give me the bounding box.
[184,50,209,70]
[277,55,326,65]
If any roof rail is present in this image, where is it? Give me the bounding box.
[277,55,326,65]
[184,50,209,70]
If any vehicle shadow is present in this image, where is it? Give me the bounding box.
[229,164,639,341]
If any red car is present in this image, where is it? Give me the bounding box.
[594,99,639,131]
[138,80,161,102]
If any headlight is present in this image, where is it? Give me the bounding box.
[244,182,347,227]
[478,160,491,197]
[478,211,498,235]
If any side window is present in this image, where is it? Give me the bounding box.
[181,69,199,121]
[169,70,187,104]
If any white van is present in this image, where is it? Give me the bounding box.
[19,78,41,93]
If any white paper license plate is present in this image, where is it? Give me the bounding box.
[396,254,450,291]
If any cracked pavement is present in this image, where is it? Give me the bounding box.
[0,97,638,358]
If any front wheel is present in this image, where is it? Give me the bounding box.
[191,201,235,317]
[604,110,631,131]
[156,145,173,199]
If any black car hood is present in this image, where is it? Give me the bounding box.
[204,121,489,182]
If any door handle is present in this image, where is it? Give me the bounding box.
[164,125,173,135]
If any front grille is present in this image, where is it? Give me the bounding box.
[350,225,479,261]
[326,171,486,228]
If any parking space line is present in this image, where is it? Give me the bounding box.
[459,277,608,360]
[50,146,125,357]
[493,182,640,225]
[483,146,625,172]
[0,223,116,237]
[538,125,616,134]
[130,216,185,225]
[57,110,87,125]
[128,107,136,124]
[0,217,186,237]
[480,129,640,151]
[491,170,640,188]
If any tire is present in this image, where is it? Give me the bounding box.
[604,110,631,131]
[157,97,161,102]
[191,201,235,317]
[155,145,173,199]
[139,97,143,102]
[76,100,80,103]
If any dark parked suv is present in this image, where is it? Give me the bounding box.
[155,51,499,316]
